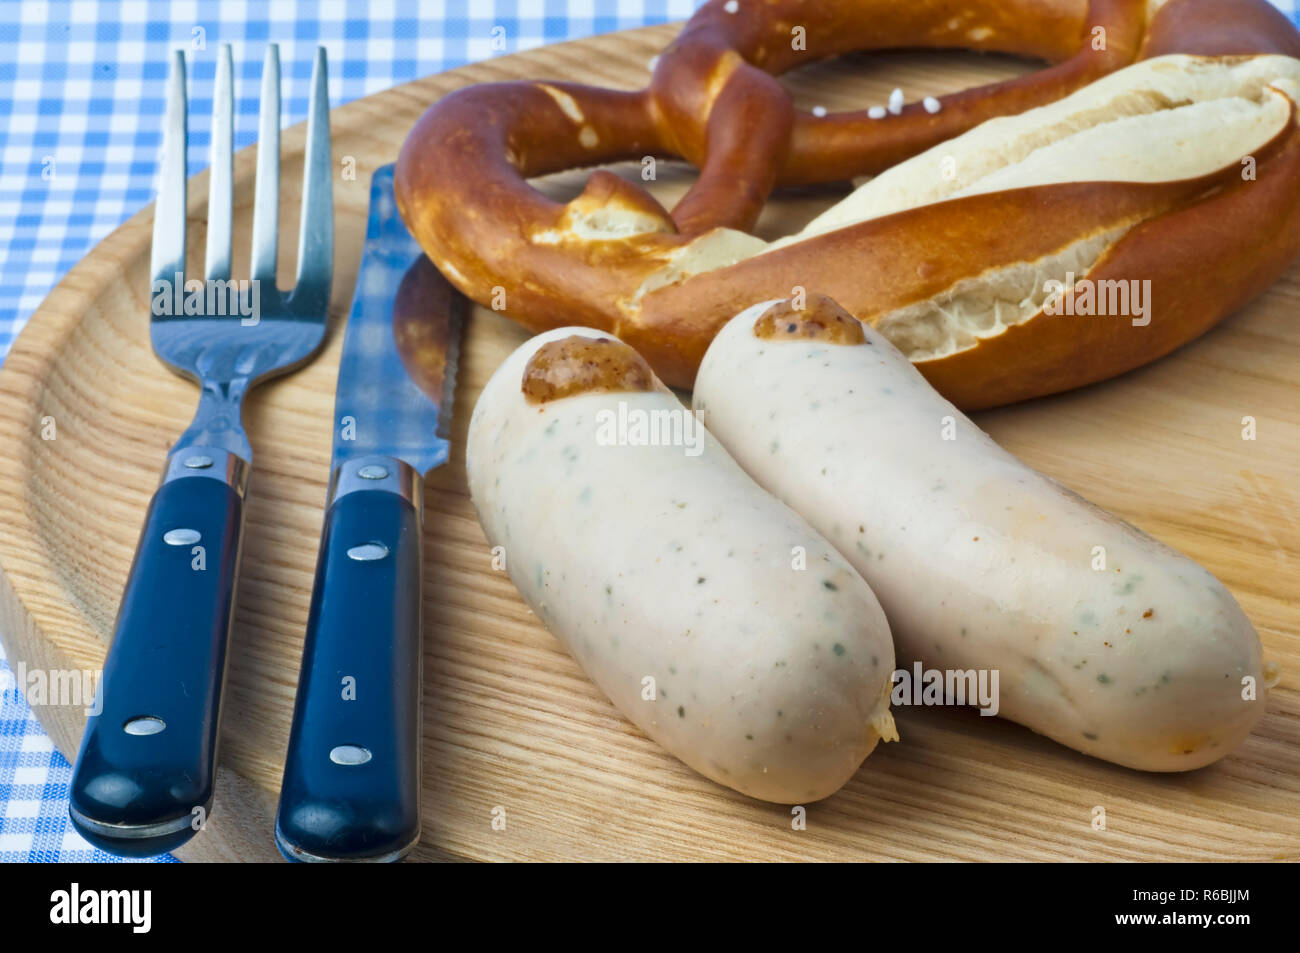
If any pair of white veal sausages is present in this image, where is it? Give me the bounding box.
[466,297,1267,802]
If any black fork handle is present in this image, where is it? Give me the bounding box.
[69,450,247,858]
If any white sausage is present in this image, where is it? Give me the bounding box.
[467,327,897,802]
[693,296,1267,771]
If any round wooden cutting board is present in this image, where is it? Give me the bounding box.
[1,23,1298,863]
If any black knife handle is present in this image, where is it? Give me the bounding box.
[276,461,423,863]
[69,463,244,857]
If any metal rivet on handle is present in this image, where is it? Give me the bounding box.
[357,464,388,480]
[347,542,388,562]
[183,454,214,469]
[124,716,167,736]
[329,745,372,766]
[163,528,201,546]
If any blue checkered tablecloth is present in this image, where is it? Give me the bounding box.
[2,0,1299,864]
[0,0,701,864]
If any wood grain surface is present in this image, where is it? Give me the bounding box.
[1,23,1297,862]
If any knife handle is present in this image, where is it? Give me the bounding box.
[276,457,423,863]
[69,453,246,858]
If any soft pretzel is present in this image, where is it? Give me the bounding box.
[396,0,1300,407]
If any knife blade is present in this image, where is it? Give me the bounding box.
[274,164,465,863]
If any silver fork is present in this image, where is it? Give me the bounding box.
[68,43,333,858]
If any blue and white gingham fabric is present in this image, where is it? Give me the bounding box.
[0,0,701,864]
[2,0,1299,863]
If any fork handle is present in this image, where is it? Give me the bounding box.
[276,457,423,863]
[69,451,247,858]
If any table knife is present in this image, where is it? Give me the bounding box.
[275,164,464,863]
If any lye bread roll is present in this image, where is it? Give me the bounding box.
[785,55,1300,239]
[638,54,1300,406]
[766,55,1300,369]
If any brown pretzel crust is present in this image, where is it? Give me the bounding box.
[921,111,1300,408]
[396,0,1300,406]
[1141,0,1300,56]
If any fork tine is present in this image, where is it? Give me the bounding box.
[294,46,333,301]
[150,50,187,287]
[204,44,233,282]
[250,44,281,284]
